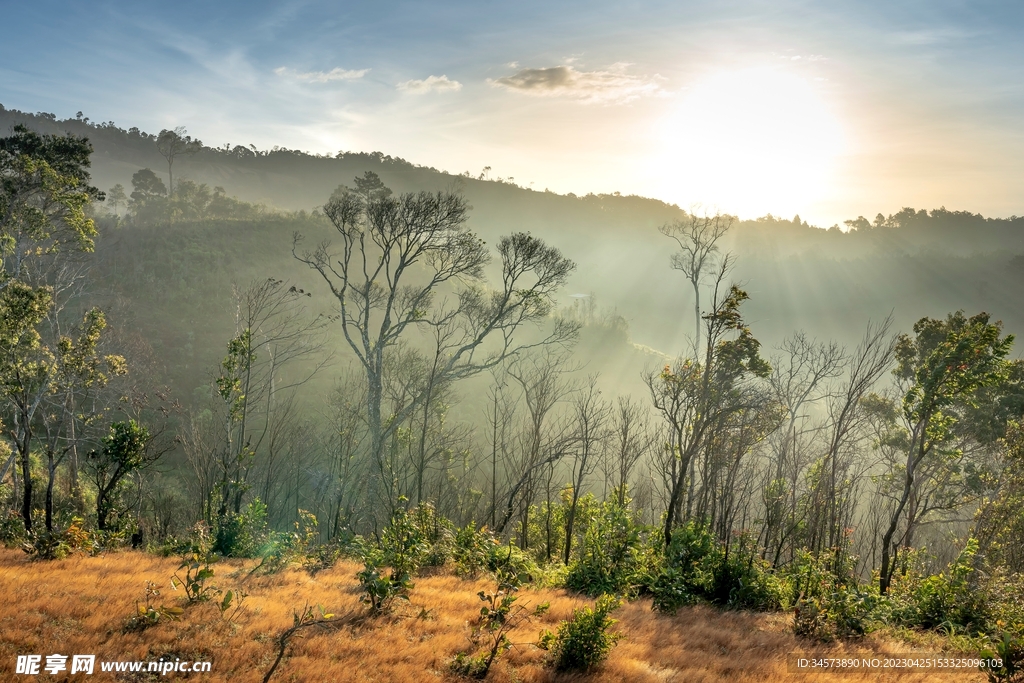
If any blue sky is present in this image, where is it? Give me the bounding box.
[2,0,1022,225]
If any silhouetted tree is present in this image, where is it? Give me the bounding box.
[295,174,578,518]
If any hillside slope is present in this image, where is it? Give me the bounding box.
[0,549,984,682]
[5,103,1024,366]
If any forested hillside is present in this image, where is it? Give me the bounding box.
[3,105,1024,681]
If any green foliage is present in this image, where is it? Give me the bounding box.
[652,522,783,612]
[124,581,184,632]
[452,523,496,578]
[88,420,151,532]
[790,548,876,642]
[451,569,548,679]
[487,540,539,587]
[0,124,101,269]
[407,501,456,568]
[356,503,431,615]
[538,594,622,672]
[357,548,414,616]
[980,631,1024,683]
[0,508,27,547]
[566,497,655,597]
[888,539,992,634]
[214,498,269,558]
[171,523,221,603]
[24,517,98,560]
[651,521,719,611]
[294,511,349,576]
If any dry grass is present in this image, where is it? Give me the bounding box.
[0,549,985,682]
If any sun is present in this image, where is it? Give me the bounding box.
[652,66,847,220]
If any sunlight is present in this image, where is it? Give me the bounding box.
[652,66,847,218]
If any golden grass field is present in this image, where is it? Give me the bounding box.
[0,548,988,682]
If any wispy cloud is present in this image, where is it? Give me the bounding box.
[490,63,663,103]
[274,66,369,82]
[397,74,462,93]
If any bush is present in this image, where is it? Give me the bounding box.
[213,498,269,558]
[651,522,783,612]
[789,548,875,642]
[0,509,27,547]
[980,631,1024,683]
[888,539,992,635]
[357,505,429,615]
[451,568,548,679]
[566,499,655,597]
[171,523,221,603]
[24,517,99,560]
[539,594,622,672]
[408,502,455,568]
[452,523,496,578]
[486,540,539,587]
[650,522,720,612]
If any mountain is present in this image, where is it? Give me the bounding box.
[4,102,1024,384]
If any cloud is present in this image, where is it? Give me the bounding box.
[274,66,369,82]
[396,74,462,93]
[490,64,663,103]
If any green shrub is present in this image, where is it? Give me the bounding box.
[124,581,184,633]
[651,522,783,612]
[539,594,622,672]
[408,502,455,568]
[566,499,655,597]
[887,539,992,635]
[451,569,548,679]
[452,523,496,578]
[171,522,221,603]
[789,548,875,642]
[486,540,539,587]
[356,505,429,615]
[24,517,99,560]
[213,498,269,558]
[980,631,1024,683]
[0,509,27,547]
[650,521,719,612]
[707,535,784,610]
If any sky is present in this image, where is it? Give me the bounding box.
[1,0,1022,227]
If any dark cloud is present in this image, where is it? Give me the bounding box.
[492,64,663,103]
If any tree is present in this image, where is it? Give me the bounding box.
[156,126,201,195]
[39,308,127,531]
[107,184,127,218]
[563,377,609,564]
[208,279,330,524]
[0,124,101,287]
[294,173,578,518]
[0,282,54,530]
[646,275,771,547]
[659,210,733,354]
[87,420,157,532]
[0,125,104,531]
[877,311,1012,594]
[129,169,166,203]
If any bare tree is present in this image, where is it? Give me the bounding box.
[659,209,733,354]
[495,348,577,536]
[814,319,895,557]
[563,377,609,563]
[210,278,331,521]
[156,126,202,195]
[295,173,578,519]
[608,395,655,507]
